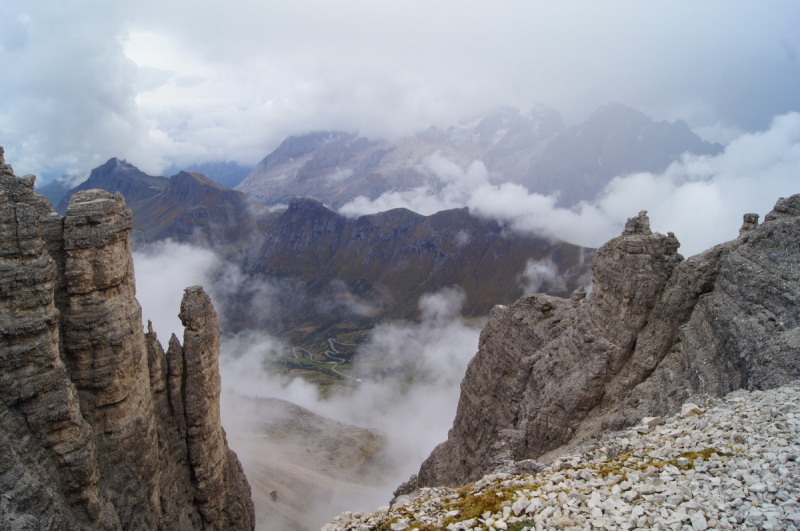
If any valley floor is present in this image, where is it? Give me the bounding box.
[324,382,800,531]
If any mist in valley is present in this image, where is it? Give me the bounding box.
[134,242,482,530]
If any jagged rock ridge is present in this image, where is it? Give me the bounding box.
[408,193,800,490]
[47,158,274,255]
[0,146,254,530]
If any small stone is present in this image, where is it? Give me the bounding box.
[512,497,529,516]
[641,416,664,428]
[690,512,708,530]
[681,403,704,418]
[390,518,410,531]
[552,516,574,529]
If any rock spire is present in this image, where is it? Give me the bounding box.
[0,150,254,529]
[409,197,800,490]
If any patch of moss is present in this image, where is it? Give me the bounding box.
[669,447,734,470]
[592,446,734,478]
[508,521,537,531]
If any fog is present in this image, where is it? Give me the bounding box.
[340,112,800,257]
[134,241,482,529]
[3,1,798,180]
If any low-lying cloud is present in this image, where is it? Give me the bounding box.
[341,112,800,257]
[134,241,482,529]
[519,258,567,296]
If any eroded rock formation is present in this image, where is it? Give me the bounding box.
[0,147,254,530]
[409,196,800,490]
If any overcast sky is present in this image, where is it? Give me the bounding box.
[1,0,798,181]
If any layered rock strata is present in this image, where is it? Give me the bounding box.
[0,147,254,530]
[410,196,800,489]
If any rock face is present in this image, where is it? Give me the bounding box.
[0,147,254,530]
[411,196,800,489]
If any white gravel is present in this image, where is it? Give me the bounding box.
[323,382,800,531]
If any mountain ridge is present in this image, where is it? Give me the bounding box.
[236,103,722,210]
[40,156,595,356]
[0,146,255,529]
[401,194,799,492]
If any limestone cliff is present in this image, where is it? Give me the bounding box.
[409,195,800,490]
[0,147,254,530]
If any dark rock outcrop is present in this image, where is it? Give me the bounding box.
[410,196,800,490]
[0,147,254,530]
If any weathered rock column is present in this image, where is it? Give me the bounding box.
[179,285,255,530]
[1,146,255,529]
[60,189,162,529]
[0,157,118,529]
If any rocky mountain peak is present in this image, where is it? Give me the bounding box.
[288,196,328,212]
[409,192,800,490]
[0,152,254,529]
[623,210,652,235]
[0,146,13,176]
[766,194,800,220]
[170,170,229,192]
[56,157,168,214]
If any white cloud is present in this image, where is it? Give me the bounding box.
[340,151,490,217]
[519,259,567,296]
[342,112,800,257]
[133,240,219,338]
[217,285,481,507]
[2,0,799,181]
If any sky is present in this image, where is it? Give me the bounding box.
[1,0,799,182]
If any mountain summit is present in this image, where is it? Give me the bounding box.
[235,104,722,209]
[405,195,799,490]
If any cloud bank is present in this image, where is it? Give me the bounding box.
[2,1,799,181]
[341,112,800,257]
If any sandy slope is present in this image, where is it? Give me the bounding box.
[221,392,391,531]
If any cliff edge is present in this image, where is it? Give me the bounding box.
[408,193,800,490]
[0,146,254,529]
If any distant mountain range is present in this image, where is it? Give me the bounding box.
[35,102,719,361]
[236,103,722,208]
[232,197,592,348]
[40,157,273,256]
[38,156,592,355]
[36,159,252,210]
